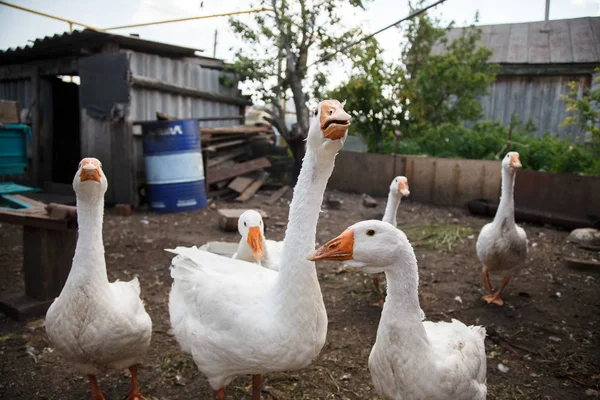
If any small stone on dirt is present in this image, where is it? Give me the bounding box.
[363,195,378,208]
[326,196,344,209]
[568,228,600,246]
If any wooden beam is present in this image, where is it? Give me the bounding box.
[228,173,258,193]
[0,57,78,81]
[206,157,271,184]
[235,171,270,202]
[265,185,290,205]
[204,139,247,152]
[201,125,271,135]
[130,74,251,106]
[499,63,597,76]
[132,115,244,125]
[206,147,247,168]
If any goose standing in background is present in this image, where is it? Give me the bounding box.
[476,152,528,306]
[310,220,487,399]
[45,158,152,400]
[167,100,351,399]
[371,176,410,306]
[232,210,282,271]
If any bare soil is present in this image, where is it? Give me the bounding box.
[1,190,599,400]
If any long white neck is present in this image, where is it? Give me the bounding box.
[494,167,516,228]
[379,243,431,355]
[273,147,335,308]
[382,192,401,227]
[64,195,108,290]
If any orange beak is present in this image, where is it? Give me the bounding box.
[308,229,354,261]
[398,179,410,197]
[247,226,265,262]
[509,153,522,169]
[79,161,101,182]
[320,100,351,141]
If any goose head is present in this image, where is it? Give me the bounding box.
[307,100,351,153]
[391,176,410,198]
[238,210,265,262]
[309,220,408,274]
[73,157,107,201]
[502,151,522,171]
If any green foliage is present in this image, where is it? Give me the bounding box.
[328,38,398,152]
[328,1,497,152]
[381,120,600,176]
[559,69,600,174]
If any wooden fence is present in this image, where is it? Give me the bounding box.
[329,152,599,225]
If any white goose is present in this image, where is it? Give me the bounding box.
[45,158,152,400]
[371,176,410,306]
[310,220,487,400]
[476,152,528,306]
[232,210,282,271]
[167,100,351,399]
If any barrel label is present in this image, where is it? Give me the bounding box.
[177,199,198,207]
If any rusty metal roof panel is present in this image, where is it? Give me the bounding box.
[432,17,600,64]
[0,29,215,65]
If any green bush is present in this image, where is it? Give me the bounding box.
[381,120,600,176]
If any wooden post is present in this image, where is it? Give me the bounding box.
[23,227,76,300]
[30,68,41,187]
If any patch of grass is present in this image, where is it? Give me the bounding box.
[404,224,473,250]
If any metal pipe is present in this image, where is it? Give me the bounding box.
[0,1,97,30]
[545,0,550,21]
[102,8,273,31]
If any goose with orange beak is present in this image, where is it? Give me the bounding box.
[167,99,350,400]
[309,220,487,400]
[476,151,528,306]
[370,176,411,306]
[233,210,282,271]
[45,158,152,400]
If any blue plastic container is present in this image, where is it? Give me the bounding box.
[0,124,31,176]
[141,120,207,213]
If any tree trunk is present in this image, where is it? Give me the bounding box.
[288,72,308,185]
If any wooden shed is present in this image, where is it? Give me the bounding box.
[0,29,250,204]
[431,17,600,140]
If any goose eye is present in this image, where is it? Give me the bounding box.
[366,229,375,236]
[244,222,247,227]
[313,109,318,117]
[329,109,334,115]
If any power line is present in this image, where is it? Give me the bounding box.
[309,0,448,67]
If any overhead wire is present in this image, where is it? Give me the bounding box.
[308,0,448,67]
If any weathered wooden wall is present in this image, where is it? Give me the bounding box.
[80,113,135,204]
[329,152,600,223]
[476,74,591,140]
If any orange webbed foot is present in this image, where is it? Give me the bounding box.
[483,292,504,306]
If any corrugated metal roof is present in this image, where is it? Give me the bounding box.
[431,17,600,64]
[0,29,225,66]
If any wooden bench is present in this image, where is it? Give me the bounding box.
[0,195,77,320]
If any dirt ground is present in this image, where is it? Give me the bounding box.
[0,190,599,400]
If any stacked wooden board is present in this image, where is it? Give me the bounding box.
[201,125,275,202]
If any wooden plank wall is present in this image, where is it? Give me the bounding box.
[329,153,502,205]
[80,111,135,204]
[329,152,404,196]
[328,152,600,222]
[478,74,591,140]
[403,156,502,206]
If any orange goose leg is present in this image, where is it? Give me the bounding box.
[125,364,147,400]
[88,375,105,400]
[483,275,510,306]
[482,267,493,292]
[251,374,263,400]
[215,387,226,400]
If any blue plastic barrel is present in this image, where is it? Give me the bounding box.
[141,120,207,213]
